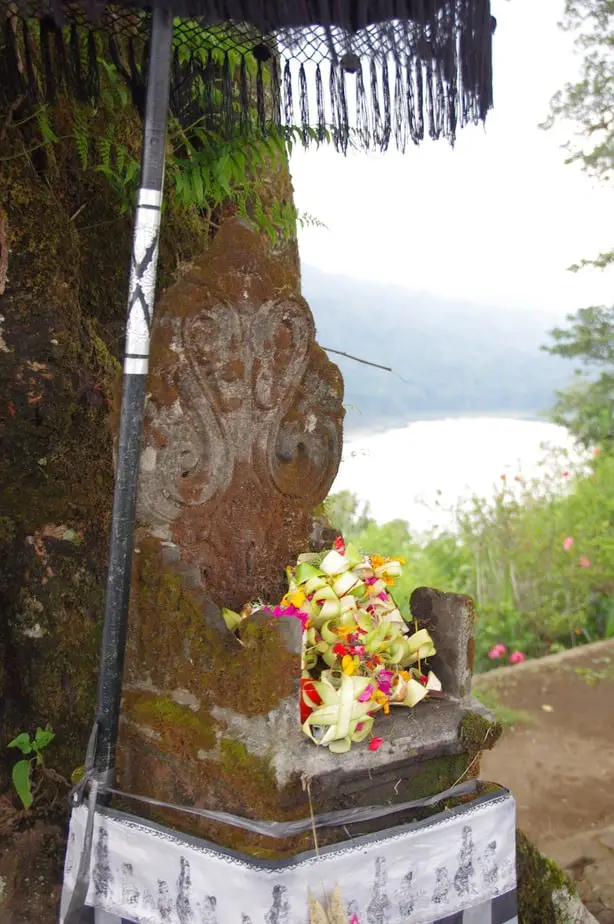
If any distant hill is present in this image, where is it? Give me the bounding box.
[301,266,572,434]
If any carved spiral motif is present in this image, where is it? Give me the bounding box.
[139,291,342,528]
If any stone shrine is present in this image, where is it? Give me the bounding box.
[117,217,501,862]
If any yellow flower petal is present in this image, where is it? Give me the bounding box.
[342,655,357,676]
[290,590,307,607]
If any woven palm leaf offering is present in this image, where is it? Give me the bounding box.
[222,537,442,754]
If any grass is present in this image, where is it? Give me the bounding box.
[474,687,533,727]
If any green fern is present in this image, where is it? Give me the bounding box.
[72,106,90,169]
[35,106,59,148]
[97,125,115,169]
[15,24,331,245]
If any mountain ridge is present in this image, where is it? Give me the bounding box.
[301,265,572,434]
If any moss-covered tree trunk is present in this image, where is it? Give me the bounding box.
[0,96,208,789]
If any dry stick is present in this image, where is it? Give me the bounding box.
[321,345,414,387]
[0,93,25,145]
[321,346,392,373]
[305,777,320,858]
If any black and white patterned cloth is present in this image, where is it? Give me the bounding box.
[59,788,518,924]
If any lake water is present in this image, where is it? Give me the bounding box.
[331,417,578,534]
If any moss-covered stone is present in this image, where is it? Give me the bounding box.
[516,829,576,924]
[125,536,299,718]
[127,693,218,758]
[460,710,503,760]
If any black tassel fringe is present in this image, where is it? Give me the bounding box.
[0,0,494,152]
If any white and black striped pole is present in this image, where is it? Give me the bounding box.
[94,1,173,785]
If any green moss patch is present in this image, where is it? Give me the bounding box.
[460,710,503,759]
[126,693,218,760]
[516,829,575,924]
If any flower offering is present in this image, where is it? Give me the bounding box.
[222,537,442,752]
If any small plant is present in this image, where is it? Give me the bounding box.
[7,726,55,809]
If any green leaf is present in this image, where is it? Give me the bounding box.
[12,759,33,809]
[8,732,33,755]
[34,726,55,751]
[71,765,86,786]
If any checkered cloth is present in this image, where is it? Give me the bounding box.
[434,889,518,924]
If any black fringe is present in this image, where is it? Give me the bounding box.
[354,63,367,148]
[0,0,495,153]
[298,63,308,143]
[283,58,293,128]
[393,61,406,153]
[255,58,265,132]
[315,63,326,142]
[270,59,281,126]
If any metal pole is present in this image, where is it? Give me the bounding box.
[94,2,174,784]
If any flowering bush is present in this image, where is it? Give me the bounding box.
[326,448,614,675]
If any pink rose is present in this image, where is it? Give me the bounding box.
[509,651,526,664]
[563,537,574,551]
[488,644,506,660]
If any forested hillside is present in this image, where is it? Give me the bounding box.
[303,266,571,432]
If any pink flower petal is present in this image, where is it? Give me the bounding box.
[368,737,384,752]
[350,916,360,924]
[563,537,574,551]
[297,611,310,630]
[273,604,298,617]
[377,669,394,695]
[378,591,388,601]
[358,684,375,702]
[579,556,592,568]
[509,651,526,664]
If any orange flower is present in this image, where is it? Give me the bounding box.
[335,625,355,637]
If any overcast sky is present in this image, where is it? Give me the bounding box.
[290,0,614,315]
